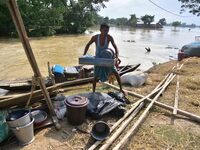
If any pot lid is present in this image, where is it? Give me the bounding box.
[65,96,88,106]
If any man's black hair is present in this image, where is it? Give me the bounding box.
[100,23,110,29]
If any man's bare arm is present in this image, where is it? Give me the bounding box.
[83,36,96,55]
[110,36,119,58]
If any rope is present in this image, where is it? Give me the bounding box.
[25,76,39,107]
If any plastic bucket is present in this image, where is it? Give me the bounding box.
[6,109,31,128]
[65,96,88,125]
[10,118,35,146]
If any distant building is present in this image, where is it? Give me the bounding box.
[136,23,163,29]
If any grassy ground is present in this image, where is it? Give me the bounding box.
[1,57,200,150]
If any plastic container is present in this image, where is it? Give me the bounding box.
[65,96,88,125]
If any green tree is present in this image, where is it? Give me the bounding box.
[190,23,196,27]
[102,17,109,24]
[171,21,181,30]
[115,18,128,26]
[128,14,137,27]
[61,0,110,34]
[158,18,167,25]
[0,1,15,36]
[178,0,200,16]
[0,0,110,36]
[140,15,155,26]
[109,18,116,25]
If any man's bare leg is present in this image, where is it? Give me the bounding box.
[113,71,127,96]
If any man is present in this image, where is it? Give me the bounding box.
[83,23,125,95]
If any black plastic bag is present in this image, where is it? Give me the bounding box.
[79,92,127,119]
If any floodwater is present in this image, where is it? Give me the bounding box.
[0,26,199,80]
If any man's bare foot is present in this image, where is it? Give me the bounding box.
[120,89,130,104]
[120,89,128,96]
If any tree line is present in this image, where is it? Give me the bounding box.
[0,0,199,37]
[99,14,166,27]
[0,0,109,37]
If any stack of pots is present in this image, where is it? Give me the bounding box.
[6,109,35,145]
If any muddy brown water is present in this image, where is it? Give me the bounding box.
[0,26,199,80]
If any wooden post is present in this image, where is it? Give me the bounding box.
[6,0,60,129]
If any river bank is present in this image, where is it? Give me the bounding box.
[1,57,200,150]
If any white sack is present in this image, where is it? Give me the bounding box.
[120,71,148,87]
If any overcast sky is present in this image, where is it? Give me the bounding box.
[99,0,200,25]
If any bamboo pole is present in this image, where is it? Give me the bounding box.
[88,67,175,150]
[88,84,164,150]
[173,63,180,116]
[100,73,175,150]
[99,102,144,150]
[171,74,179,124]
[173,75,179,115]
[7,0,59,128]
[112,75,176,150]
[104,83,200,122]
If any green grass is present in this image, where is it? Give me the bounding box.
[155,125,200,150]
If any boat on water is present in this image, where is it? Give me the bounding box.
[0,64,141,91]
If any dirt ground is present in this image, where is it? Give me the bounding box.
[1,57,200,150]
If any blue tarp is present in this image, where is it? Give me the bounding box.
[181,42,200,57]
